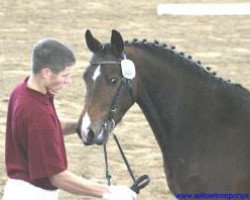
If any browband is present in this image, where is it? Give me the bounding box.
[89,52,127,65]
[89,60,121,65]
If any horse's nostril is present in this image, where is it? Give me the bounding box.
[95,125,108,145]
[81,128,95,146]
[87,129,95,142]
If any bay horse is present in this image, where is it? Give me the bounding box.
[77,29,250,196]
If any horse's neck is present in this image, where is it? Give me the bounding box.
[136,86,172,151]
[127,45,216,150]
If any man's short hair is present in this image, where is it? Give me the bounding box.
[31,38,76,74]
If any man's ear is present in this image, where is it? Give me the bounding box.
[40,67,53,79]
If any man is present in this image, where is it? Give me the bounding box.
[3,38,136,200]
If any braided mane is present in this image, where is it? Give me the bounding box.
[124,39,245,89]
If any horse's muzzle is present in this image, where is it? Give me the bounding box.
[95,120,115,145]
[76,120,115,145]
[76,127,95,145]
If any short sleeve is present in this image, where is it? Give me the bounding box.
[27,111,67,181]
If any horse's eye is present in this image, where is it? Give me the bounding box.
[110,77,118,85]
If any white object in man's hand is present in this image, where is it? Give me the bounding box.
[103,185,137,200]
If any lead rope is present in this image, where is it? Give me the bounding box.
[103,129,150,194]
[103,143,112,186]
[112,133,136,182]
[103,131,136,186]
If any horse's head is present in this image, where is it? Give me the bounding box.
[77,30,137,145]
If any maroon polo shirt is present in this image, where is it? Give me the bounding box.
[5,77,68,190]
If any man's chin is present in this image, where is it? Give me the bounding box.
[48,86,64,94]
[48,89,58,94]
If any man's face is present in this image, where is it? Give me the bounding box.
[45,65,74,94]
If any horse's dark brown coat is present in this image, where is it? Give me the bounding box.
[78,30,250,196]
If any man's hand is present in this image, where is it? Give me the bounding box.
[103,185,137,200]
[59,117,78,135]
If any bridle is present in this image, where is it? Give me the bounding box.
[89,53,150,194]
[89,52,135,121]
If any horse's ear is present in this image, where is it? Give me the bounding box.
[111,29,124,54]
[85,29,101,53]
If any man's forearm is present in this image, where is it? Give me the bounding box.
[59,117,78,135]
[50,170,108,197]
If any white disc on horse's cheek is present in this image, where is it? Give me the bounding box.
[121,59,136,79]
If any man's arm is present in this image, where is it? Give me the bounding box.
[50,170,108,197]
[59,117,78,135]
[50,170,137,199]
